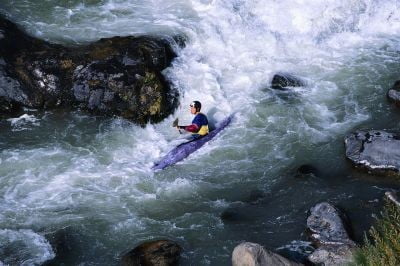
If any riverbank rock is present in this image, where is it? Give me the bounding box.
[271,73,305,90]
[121,240,182,266]
[306,202,356,265]
[0,16,179,124]
[345,130,400,175]
[387,80,400,106]
[232,242,303,266]
[385,191,400,207]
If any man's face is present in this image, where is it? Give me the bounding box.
[190,106,197,114]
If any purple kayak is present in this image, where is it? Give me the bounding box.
[152,114,234,170]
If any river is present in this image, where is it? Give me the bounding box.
[1,0,400,264]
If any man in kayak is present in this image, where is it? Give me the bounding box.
[177,101,209,140]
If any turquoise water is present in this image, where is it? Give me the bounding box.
[1,0,400,264]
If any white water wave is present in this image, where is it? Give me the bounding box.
[0,229,55,266]
[7,114,40,132]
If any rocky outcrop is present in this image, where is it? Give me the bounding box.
[387,80,400,106]
[271,73,305,90]
[0,16,180,124]
[345,130,400,175]
[307,202,356,265]
[232,242,303,266]
[121,240,182,266]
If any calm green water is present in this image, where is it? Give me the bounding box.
[1,0,400,265]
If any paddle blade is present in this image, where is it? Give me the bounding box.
[172,118,179,127]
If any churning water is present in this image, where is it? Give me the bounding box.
[1,0,400,264]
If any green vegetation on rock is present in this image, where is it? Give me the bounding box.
[353,199,400,266]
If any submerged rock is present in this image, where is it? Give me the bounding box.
[296,164,319,178]
[387,80,400,106]
[121,240,182,266]
[232,242,303,266]
[345,130,400,175]
[0,16,179,124]
[306,202,356,266]
[271,73,305,90]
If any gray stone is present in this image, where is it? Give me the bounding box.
[345,130,400,174]
[307,202,356,266]
[307,202,355,246]
[308,244,355,266]
[232,242,303,266]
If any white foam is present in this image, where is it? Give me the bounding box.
[0,229,55,265]
[7,114,40,131]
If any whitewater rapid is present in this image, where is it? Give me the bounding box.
[1,0,400,264]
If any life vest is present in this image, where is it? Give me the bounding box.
[192,113,209,136]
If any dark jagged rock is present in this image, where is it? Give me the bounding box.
[345,130,400,175]
[121,240,182,266]
[306,202,356,265]
[387,80,400,106]
[0,16,180,124]
[232,242,303,266]
[271,73,305,90]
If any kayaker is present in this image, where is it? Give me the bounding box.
[177,101,209,140]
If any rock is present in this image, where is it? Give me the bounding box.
[306,202,356,266]
[121,240,182,266]
[271,73,305,90]
[308,244,355,266]
[345,130,400,175]
[296,164,319,178]
[232,242,303,266]
[385,191,400,207]
[0,15,180,124]
[387,80,400,106]
[307,202,354,246]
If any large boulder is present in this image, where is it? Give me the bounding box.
[0,16,179,124]
[345,130,400,175]
[232,242,303,266]
[121,240,182,266]
[306,202,356,265]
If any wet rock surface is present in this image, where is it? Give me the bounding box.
[306,202,356,266]
[387,80,400,106]
[345,130,400,175]
[0,16,179,124]
[271,73,305,90]
[121,240,182,266]
[232,242,303,266]
[385,191,400,207]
